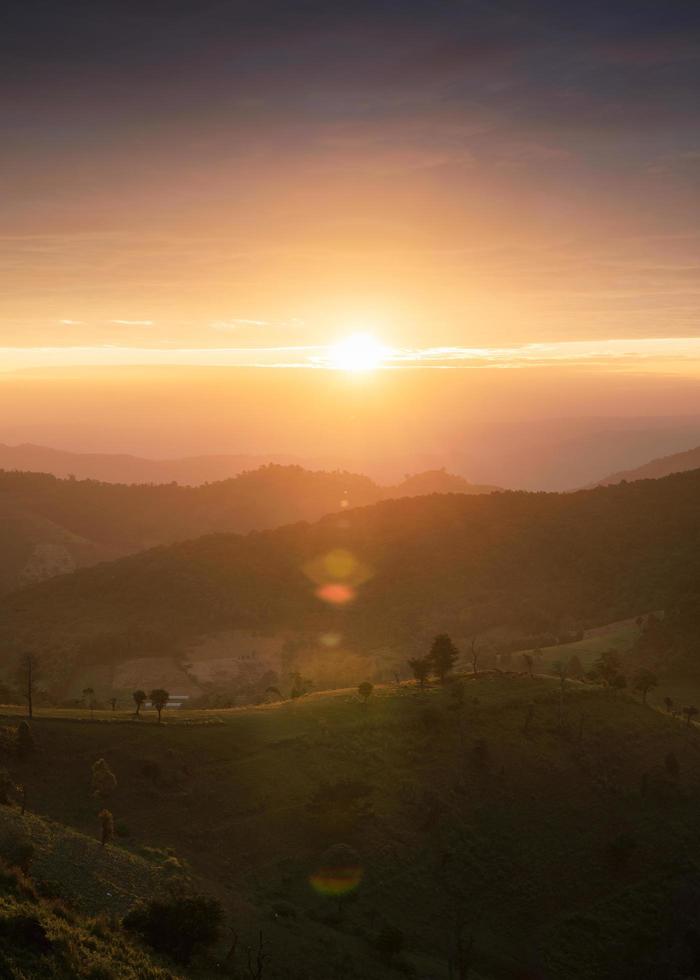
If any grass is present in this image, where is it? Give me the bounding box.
[517,617,642,670]
[3,677,700,978]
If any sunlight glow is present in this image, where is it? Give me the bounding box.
[329,333,385,372]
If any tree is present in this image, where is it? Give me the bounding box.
[684,705,698,728]
[91,758,117,799]
[109,697,118,712]
[611,673,627,695]
[664,696,674,714]
[522,653,534,679]
[99,808,114,846]
[594,649,622,686]
[429,634,460,683]
[289,673,312,700]
[567,654,584,680]
[15,653,40,720]
[124,894,224,964]
[408,656,431,690]
[552,660,568,691]
[132,690,146,718]
[16,721,34,760]
[358,681,373,704]
[634,669,657,705]
[149,689,169,724]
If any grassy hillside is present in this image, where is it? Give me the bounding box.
[0,465,497,594]
[3,677,700,978]
[0,815,182,979]
[3,469,700,695]
[0,807,180,918]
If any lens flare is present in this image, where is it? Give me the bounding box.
[310,865,364,896]
[310,845,364,897]
[302,549,373,587]
[320,632,342,647]
[316,583,355,605]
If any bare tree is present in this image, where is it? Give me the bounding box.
[246,931,270,979]
[16,652,40,720]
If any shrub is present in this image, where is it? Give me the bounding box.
[358,681,373,703]
[374,925,405,963]
[99,809,114,847]
[3,836,34,874]
[123,894,224,964]
[91,759,117,799]
[0,913,52,952]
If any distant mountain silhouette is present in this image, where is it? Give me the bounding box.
[593,445,700,486]
[4,418,700,490]
[0,442,302,485]
[0,464,498,593]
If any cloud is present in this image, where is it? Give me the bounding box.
[110,319,154,326]
[59,318,84,325]
[210,318,270,331]
[7,337,700,375]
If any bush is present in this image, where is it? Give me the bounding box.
[123,893,224,964]
[3,837,34,874]
[374,924,405,963]
[0,913,52,951]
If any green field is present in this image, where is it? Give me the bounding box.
[520,618,641,671]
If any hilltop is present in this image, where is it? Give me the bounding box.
[3,676,700,978]
[0,465,497,594]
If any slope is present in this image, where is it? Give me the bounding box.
[4,677,700,979]
[594,446,700,486]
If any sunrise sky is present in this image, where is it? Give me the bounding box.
[2,0,699,376]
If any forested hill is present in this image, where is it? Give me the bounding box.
[594,443,700,486]
[3,469,700,681]
[0,464,497,594]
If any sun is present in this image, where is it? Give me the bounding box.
[329,332,385,372]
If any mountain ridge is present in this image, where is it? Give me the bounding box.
[3,468,700,696]
[0,464,498,595]
[593,444,700,486]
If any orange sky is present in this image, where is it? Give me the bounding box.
[2,0,700,470]
[2,1,699,365]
